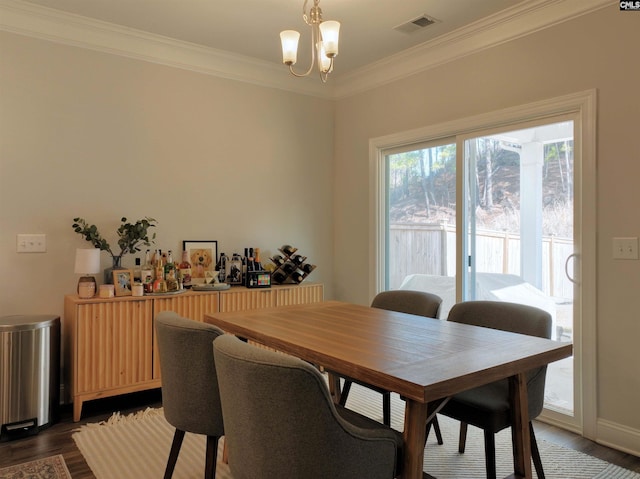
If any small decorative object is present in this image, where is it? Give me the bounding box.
[226,254,243,285]
[270,244,316,284]
[72,217,157,284]
[182,240,218,285]
[113,269,133,297]
[131,283,144,297]
[74,248,101,298]
[99,284,114,298]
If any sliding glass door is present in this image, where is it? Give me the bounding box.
[379,110,588,428]
[461,119,576,417]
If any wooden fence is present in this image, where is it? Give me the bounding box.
[389,222,574,299]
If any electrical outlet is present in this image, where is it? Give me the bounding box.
[16,234,47,253]
[612,237,638,260]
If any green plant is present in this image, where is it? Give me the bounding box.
[72,217,157,262]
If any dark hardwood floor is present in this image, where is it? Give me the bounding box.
[1,389,638,477]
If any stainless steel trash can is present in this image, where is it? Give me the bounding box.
[0,315,60,441]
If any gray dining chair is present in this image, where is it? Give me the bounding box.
[340,290,443,440]
[426,300,552,479]
[155,311,225,479]
[213,333,404,479]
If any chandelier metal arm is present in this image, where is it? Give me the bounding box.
[287,23,320,78]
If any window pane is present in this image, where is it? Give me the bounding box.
[386,142,456,314]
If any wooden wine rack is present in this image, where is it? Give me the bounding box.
[270,245,316,284]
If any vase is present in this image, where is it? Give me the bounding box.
[104,256,125,284]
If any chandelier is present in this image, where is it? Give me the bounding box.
[279,0,340,83]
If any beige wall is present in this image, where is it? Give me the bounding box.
[0,32,335,375]
[333,7,640,449]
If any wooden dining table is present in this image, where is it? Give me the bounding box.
[204,300,572,479]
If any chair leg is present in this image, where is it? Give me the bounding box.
[164,429,186,479]
[205,435,220,479]
[458,422,468,453]
[339,380,352,406]
[432,416,444,445]
[530,422,545,479]
[382,392,391,426]
[483,430,497,479]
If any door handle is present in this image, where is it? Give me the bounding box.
[565,253,579,284]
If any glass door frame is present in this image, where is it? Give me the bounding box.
[369,90,597,437]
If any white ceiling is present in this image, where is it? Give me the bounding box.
[13,0,523,74]
[1,0,612,97]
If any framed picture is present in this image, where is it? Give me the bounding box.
[113,269,133,297]
[183,240,218,284]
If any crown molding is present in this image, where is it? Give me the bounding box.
[0,0,613,100]
[0,0,329,98]
[333,0,613,98]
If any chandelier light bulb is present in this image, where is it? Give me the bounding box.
[319,20,340,57]
[280,30,301,65]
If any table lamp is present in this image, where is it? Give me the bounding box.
[75,248,101,298]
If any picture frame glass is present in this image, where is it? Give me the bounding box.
[113,269,133,296]
[183,241,218,284]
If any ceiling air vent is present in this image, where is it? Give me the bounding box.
[394,14,440,34]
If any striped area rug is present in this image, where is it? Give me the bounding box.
[73,383,639,479]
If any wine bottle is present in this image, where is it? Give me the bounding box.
[272,270,287,284]
[302,263,316,274]
[282,261,297,274]
[281,244,296,256]
[291,271,304,283]
[271,254,284,266]
[179,250,192,289]
[291,254,307,265]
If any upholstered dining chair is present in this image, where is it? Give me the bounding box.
[155,311,225,479]
[213,334,404,479]
[426,300,552,479]
[340,290,443,438]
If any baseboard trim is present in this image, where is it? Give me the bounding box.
[596,418,640,457]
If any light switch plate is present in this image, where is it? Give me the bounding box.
[612,237,638,260]
[16,234,47,253]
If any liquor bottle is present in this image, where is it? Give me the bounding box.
[179,250,192,289]
[165,250,178,291]
[134,257,142,281]
[141,250,154,293]
[254,248,263,271]
[153,249,165,292]
[165,250,176,279]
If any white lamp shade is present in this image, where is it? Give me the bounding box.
[319,20,340,57]
[75,248,101,275]
[280,30,300,64]
[318,43,333,73]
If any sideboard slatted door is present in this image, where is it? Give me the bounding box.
[219,289,275,312]
[74,299,154,407]
[275,283,324,306]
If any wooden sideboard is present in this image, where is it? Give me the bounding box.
[64,283,323,421]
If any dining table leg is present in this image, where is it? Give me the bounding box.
[401,399,429,479]
[509,372,532,479]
